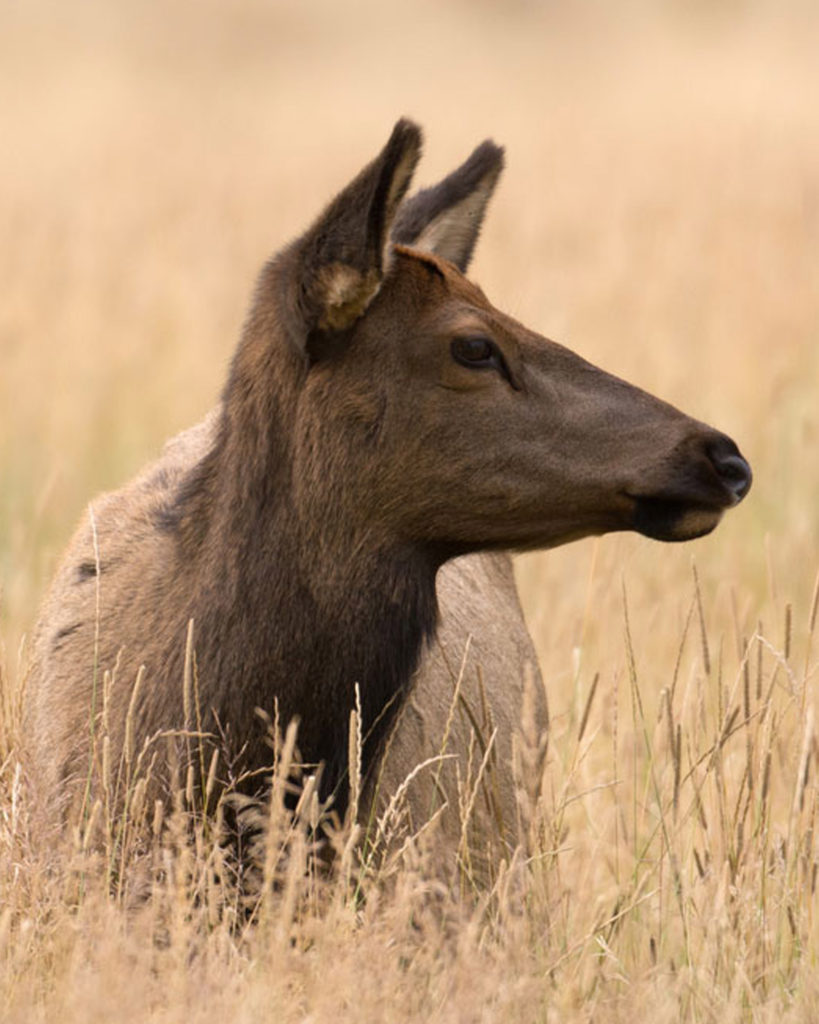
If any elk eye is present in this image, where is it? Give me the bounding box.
[451,336,496,367]
[450,335,519,389]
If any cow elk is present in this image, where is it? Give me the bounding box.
[24,120,751,868]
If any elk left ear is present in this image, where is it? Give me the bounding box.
[277,119,421,354]
[392,139,504,272]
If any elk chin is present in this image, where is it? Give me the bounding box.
[630,494,725,543]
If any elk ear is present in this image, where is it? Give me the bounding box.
[283,119,421,351]
[391,139,504,272]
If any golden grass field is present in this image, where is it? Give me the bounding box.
[2,1,819,1020]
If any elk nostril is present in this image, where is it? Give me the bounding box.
[707,443,752,502]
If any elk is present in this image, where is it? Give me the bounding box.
[24,120,751,855]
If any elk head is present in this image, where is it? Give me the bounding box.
[235,119,750,570]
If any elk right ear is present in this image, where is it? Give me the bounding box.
[277,119,421,355]
[391,139,504,272]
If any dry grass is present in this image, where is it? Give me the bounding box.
[2,1,819,1020]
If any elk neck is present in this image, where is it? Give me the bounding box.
[162,328,441,814]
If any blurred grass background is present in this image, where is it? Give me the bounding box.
[2,0,817,657]
[1,1,818,1018]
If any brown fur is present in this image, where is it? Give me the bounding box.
[23,120,751,847]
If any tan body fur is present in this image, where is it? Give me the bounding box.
[27,411,539,850]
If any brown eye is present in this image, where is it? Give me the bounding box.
[451,336,496,367]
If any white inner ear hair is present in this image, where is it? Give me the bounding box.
[412,183,492,266]
[317,263,382,331]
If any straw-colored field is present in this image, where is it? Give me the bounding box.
[2,1,818,1020]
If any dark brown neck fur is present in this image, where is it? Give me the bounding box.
[160,307,440,816]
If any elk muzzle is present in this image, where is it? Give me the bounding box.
[626,430,752,542]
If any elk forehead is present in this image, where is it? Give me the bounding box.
[392,245,492,305]
[388,245,512,344]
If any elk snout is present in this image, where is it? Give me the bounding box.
[628,428,751,543]
[705,435,753,505]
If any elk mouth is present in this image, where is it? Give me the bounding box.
[626,492,730,543]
